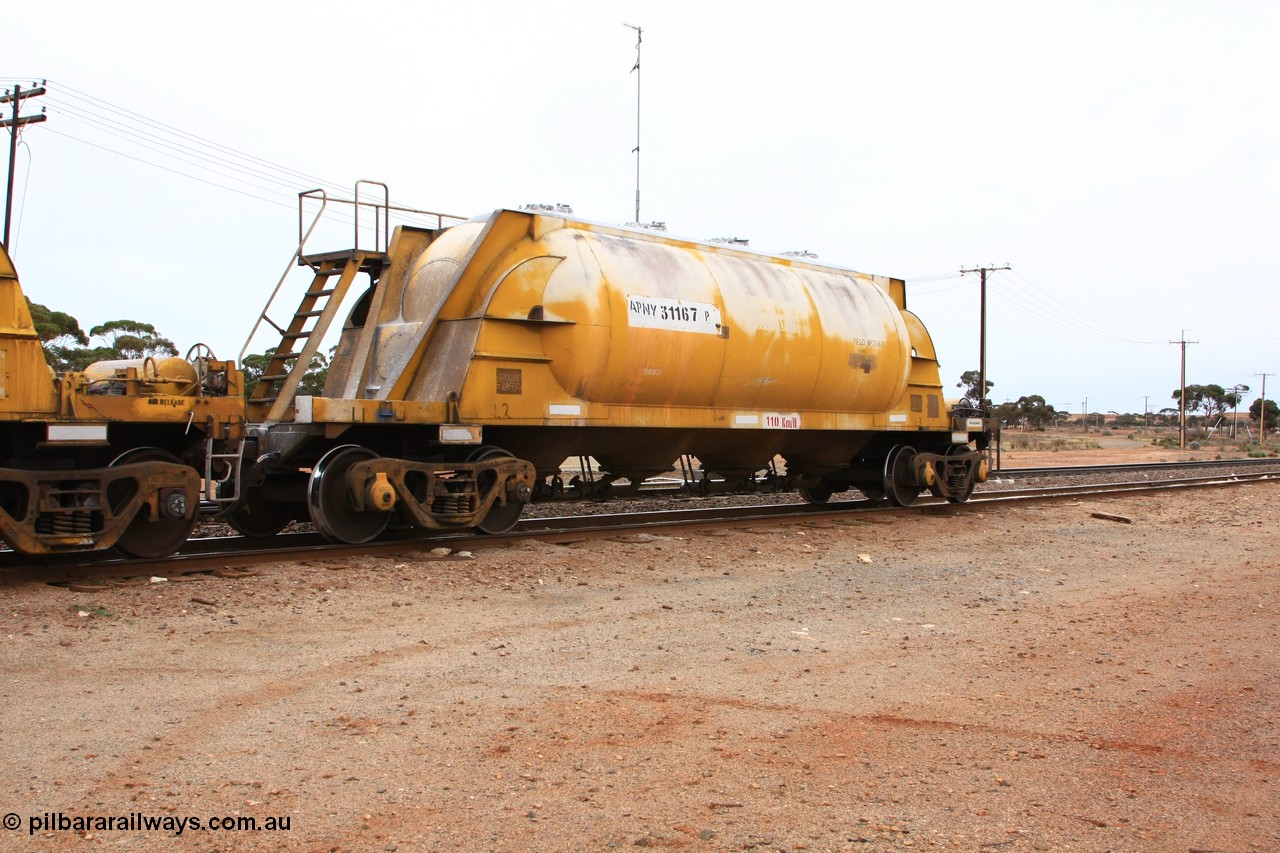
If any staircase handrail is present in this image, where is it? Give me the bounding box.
[239,188,329,365]
[354,179,390,254]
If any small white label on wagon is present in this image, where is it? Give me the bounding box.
[626,294,722,335]
[47,424,108,442]
[439,425,482,443]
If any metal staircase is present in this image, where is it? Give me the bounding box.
[241,181,392,423]
[247,250,386,422]
[239,181,465,423]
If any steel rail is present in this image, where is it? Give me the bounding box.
[993,456,1280,479]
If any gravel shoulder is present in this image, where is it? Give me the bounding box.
[1,453,1277,851]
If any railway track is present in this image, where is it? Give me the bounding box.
[992,456,1280,479]
[3,458,1277,588]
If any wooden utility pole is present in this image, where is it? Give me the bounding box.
[960,264,1011,409]
[1257,373,1273,439]
[1230,385,1245,438]
[1169,332,1198,449]
[1,82,47,250]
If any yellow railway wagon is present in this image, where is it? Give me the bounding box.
[0,243,245,557]
[238,205,991,543]
[0,192,993,557]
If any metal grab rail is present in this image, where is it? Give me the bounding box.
[354,179,389,254]
[239,188,329,364]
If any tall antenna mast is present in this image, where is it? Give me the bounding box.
[624,23,642,224]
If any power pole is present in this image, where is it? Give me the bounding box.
[1,82,47,250]
[1257,372,1273,439]
[1143,395,1150,431]
[624,23,643,226]
[1231,385,1245,439]
[959,264,1011,411]
[1169,331,1198,449]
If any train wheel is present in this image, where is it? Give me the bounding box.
[468,446,526,535]
[224,489,293,538]
[881,445,921,507]
[798,480,834,504]
[308,445,390,544]
[109,448,199,559]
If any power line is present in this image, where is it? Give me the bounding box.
[911,281,971,296]
[40,126,297,211]
[44,95,312,194]
[39,87,348,213]
[28,80,451,234]
[11,139,33,254]
[998,270,1163,344]
[1186,346,1254,384]
[45,81,345,194]
[1186,327,1280,342]
[906,270,967,284]
[989,280,1146,343]
[913,265,1166,345]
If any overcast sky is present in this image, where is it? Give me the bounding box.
[5,1,1278,417]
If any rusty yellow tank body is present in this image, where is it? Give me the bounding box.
[318,209,948,442]
[537,229,911,413]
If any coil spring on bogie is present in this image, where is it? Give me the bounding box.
[35,511,95,535]
[57,512,95,534]
[431,494,476,517]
